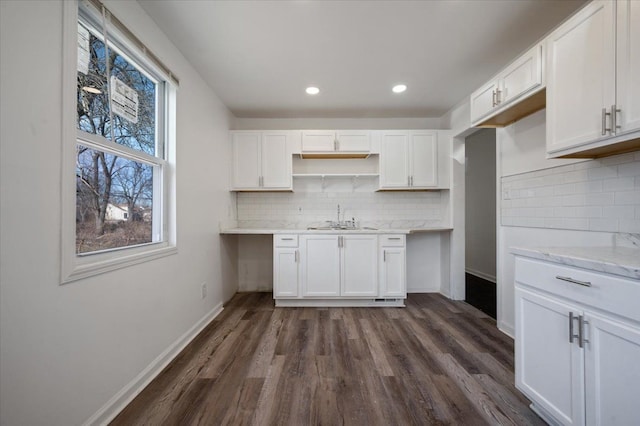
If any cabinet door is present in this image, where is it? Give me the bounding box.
[380,247,405,297]
[501,44,543,105]
[261,132,291,189]
[232,132,261,189]
[336,130,370,152]
[301,130,336,152]
[546,0,616,154]
[301,235,340,297]
[409,131,437,188]
[379,132,409,188]
[341,235,378,297]
[616,0,640,134]
[515,288,585,426]
[470,79,499,124]
[584,312,640,426]
[273,248,299,298]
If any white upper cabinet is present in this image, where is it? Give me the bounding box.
[301,130,371,156]
[547,0,640,158]
[379,130,438,189]
[470,43,545,127]
[231,131,292,191]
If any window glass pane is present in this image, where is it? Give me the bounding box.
[76,24,157,156]
[76,145,154,254]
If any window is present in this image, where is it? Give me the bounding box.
[62,1,177,282]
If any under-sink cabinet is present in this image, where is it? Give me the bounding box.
[273,233,406,306]
[514,255,640,426]
[546,0,640,158]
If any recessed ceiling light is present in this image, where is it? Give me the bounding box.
[306,86,320,95]
[392,84,407,93]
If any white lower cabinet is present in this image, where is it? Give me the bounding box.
[273,233,406,306]
[273,235,300,298]
[514,256,640,426]
[379,235,406,297]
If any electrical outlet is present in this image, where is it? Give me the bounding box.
[201,282,207,299]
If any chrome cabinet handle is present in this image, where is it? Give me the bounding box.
[496,89,502,105]
[281,238,294,241]
[611,104,621,134]
[578,315,589,348]
[383,250,386,262]
[410,176,413,186]
[602,108,611,135]
[492,90,497,107]
[388,237,401,240]
[569,312,579,344]
[556,275,592,287]
[295,249,299,262]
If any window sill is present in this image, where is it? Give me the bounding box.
[61,243,177,284]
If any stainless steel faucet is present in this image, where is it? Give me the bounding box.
[337,204,341,223]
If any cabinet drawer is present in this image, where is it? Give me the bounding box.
[515,257,640,323]
[274,235,298,247]
[379,235,405,247]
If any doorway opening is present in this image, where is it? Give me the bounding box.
[464,129,497,318]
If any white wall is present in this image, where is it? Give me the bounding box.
[0,1,237,425]
[465,129,497,281]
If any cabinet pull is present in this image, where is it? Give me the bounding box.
[602,108,611,135]
[408,176,411,187]
[388,237,401,240]
[578,315,589,348]
[492,90,497,107]
[295,249,299,262]
[556,275,592,287]
[611,104,621,134]
[496,89,502,105]
[569,312,579,344]
[410,176,413,186]
[281,238,294,241]
[383,250,386,262]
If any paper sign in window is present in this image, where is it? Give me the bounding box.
[77,24,90,75]
[110,76,139,124]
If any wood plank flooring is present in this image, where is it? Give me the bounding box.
[111,293,543,426]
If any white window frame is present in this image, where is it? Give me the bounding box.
[61,0,177,283]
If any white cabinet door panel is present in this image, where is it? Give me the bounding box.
[301,235,340,297]
[501,44,542,104]
[380,133,409,188]
[232,132,261,188]
[336,130,370,152]
[515,288,585,426]
[470,80,499,124]
[584,312,640,426]
[546,0,616,153]
[301,131,335,152]
[274,248,299,298]
[261,133,291,188]
[410,132,437,188]
[341,235,378,297]
[617,0,640,134]
[380,247,405,297]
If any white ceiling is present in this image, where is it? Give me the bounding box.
[139,0,586,119]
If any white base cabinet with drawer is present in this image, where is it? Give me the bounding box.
[514,256,640,426]
[273,233,406,307]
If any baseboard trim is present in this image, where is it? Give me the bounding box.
[465,268,496,284]
[498,321,515,339]
[83,302,224,426]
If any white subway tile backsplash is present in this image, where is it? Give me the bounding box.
[501,151,640,233]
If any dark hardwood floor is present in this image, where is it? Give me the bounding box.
[112,292,542,426]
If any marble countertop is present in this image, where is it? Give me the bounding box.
[511,246,640,280]
[220,227,453,235]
